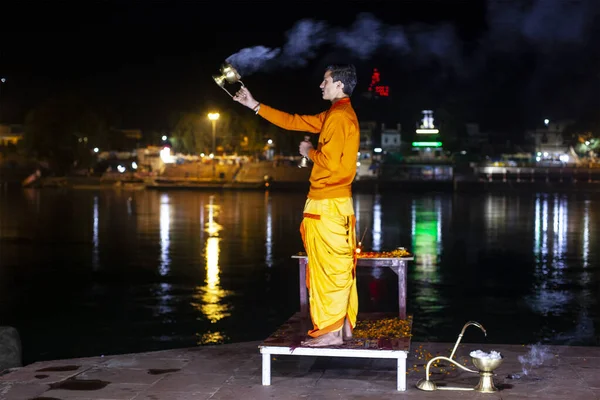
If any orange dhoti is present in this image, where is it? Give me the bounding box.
[300,197,358,337]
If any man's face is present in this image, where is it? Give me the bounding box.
[320,71,343,101]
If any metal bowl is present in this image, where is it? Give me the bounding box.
[213,75,226,87]
[220,63,241,83]
[471,355,504,372]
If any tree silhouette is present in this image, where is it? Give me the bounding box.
[23,94,108,173]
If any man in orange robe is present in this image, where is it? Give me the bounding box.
[234,64,360,347]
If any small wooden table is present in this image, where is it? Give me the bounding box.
[292,253,414,319]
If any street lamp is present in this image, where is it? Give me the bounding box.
[207,112,220,178]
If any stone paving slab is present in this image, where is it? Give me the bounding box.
[0,341,599,399]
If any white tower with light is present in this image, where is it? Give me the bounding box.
[412,110,442,158]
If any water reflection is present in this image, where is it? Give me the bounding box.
[155,282,173,316]
[92,195,99,270]
[552,196,568,270]
[192,195,231,344]
[205,195,222,237]
[372,194,382,251]
[579,200,592,319]
[198,236,230,324]
[533,194,547,268]
[485,196,507,242]
[354,194,382,252]
[199,197,205,242]
[411,197,442,270]
[265,192,273,268]
[530,194,570,316]
[532,194,568,272]
[583,200,590,269]
[4,189,600,364]
[159,193,171,277]
[410,197,443,309]
[354,195,381,283]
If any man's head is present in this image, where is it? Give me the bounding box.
[320,64,357,101]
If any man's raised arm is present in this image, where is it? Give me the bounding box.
[233,86,325,133]
[258,104,326,133]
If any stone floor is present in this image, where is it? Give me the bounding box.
[0,340,598,399]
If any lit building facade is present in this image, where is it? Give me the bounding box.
[412,110,442,158]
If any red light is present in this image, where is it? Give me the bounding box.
[375,86,389,97]
[368,68,389,96]
[370,68,381,88]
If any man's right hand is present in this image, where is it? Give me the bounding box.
[233,87,259,110]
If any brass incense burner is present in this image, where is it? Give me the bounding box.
[212,63,246,97]
[416,321,504,393]
[472,353,504,392]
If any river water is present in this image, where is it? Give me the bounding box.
[0,188,598,364]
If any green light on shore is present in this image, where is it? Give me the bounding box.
[412,141,442,147]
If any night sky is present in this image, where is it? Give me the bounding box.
[2,0,600,138]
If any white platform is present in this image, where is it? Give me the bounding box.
[267,253,414,391]
[258,312,412,391]
[259,344,409,391]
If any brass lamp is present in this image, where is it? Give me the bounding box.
[212,62,246,97]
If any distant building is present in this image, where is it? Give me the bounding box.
[526,120,572,164]
[0,123,24,146]
[357,121,378,179]
[136,146,166,174]
[380,123,402,153]
[359,121,376,151]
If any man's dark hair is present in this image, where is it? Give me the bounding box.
[326,64,357,96]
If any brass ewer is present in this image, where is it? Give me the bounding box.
[416,321,504,393]
[212,62,246,97]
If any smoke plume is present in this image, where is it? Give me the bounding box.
[226,0,599,77]
[227,0,600,75]
[225,0,600,123]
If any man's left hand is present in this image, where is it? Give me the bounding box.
[299,140,313,158]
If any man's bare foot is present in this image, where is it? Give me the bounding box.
[342,318,353,341]
[301,331,343,347]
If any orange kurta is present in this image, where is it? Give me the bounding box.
[258,98,360,200]
[258,99,360,337]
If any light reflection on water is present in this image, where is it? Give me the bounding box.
[411,197,443,271]
[192,236,231,344]
[265,192,273,268]
[92,195,99,270]
[409,198,443,313]
[0,189,599,364]
[159,193,170,277]
[193,195,230,343]
[582,199,590,269]
[529,194,571,316]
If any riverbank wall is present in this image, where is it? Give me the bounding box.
[10,161,600,194]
